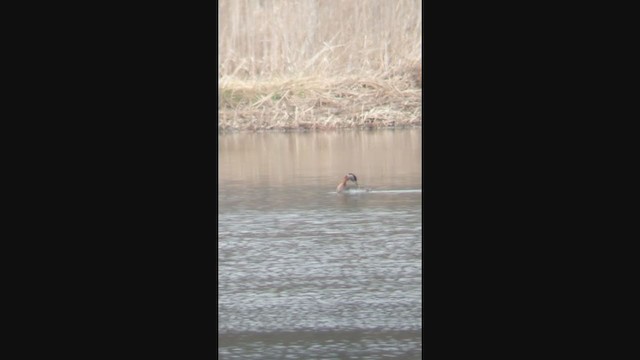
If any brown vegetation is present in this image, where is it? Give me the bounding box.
[218,0,422,131]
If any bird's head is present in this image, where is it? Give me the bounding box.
[347,173,358,186]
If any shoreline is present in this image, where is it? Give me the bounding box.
[218,73,421,132]
[218,124,421,134]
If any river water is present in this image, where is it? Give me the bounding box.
[218,129,422,359]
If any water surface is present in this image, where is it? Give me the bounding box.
[219,129,422,359]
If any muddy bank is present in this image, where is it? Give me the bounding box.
[218,73,421,131]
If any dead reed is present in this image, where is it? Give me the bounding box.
[218,0,422,131]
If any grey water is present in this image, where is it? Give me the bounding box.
[219,129,422,359]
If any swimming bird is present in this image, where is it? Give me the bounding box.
[336,173,358,193]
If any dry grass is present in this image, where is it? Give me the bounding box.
[218,0,422,131]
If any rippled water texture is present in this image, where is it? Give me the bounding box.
[219,129,422,359]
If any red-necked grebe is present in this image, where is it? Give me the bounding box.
[336,173,358,193]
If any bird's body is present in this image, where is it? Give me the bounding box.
[336,173,358,193]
